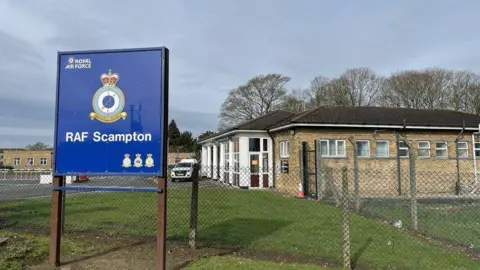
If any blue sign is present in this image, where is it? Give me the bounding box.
[53,47,169,176]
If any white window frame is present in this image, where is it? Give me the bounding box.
[223,142,230,171]
[375,140,389,158]
[320,139,346,158]
[398,140,409,158]
[456,141,468,158]
[13,157,20,166]
[40,157,48,166]
[280,141,290,158]
[355,140,370,158]
[475,142,480,157]
[435,141,448,158]
[417,141,431,158]
[26,157,34,166]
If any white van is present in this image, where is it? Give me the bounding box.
[170,159,199,182]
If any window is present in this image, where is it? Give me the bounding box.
[320,140,346,157]
[435,141,448,158]
[456,142,468,158]
[249,138,260,152]
[40,157,48,166]
[224,143,230,170]
[417,141,431,158]
[262,138,268,151]
[375,140,389,157]
[356,140,370,157]
[26,157,34,166]
[233,139,240,173]
[280,141,290,158]
[475,142,480,158]
[13,158,20,166]
[398,140,409,157]
[262,153,268,173]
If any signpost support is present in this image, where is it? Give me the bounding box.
[50,47,169,269]
[49,175,64,266]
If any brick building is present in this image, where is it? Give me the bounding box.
[0,148,53,170]
[199,107,480,196]
[167,152,195,166]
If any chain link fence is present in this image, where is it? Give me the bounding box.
[1,159,480,269]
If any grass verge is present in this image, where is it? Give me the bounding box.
[0,230,91,269]
[185,255,336,269]
[0,188,479,269]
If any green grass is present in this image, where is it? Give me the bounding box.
[360,199,480,251]
[186,255,335,269]
[0,230,91,269]
[0,188,479,269]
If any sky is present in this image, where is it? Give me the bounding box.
[1,0,480,148]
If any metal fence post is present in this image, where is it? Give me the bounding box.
[315,140,323,200]
[455,139,461,195]
[189,176,199,249]
[347,138,360,212]
[342,167,351,270]
[299,143,304,196]
[396,132,402,196]
[406,141,418,231]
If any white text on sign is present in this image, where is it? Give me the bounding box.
[65,131,152,143]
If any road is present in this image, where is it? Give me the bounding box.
[0,177,223,202]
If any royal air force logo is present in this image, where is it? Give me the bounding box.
[89,69,127,123]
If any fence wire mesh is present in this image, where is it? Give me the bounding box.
[1,158,480,269]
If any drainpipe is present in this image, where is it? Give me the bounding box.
[473,132,479,192]
[267,130,276,188]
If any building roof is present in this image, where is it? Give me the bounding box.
[199,107,480,143]
[269,106,480,130]
[199,110,295,143]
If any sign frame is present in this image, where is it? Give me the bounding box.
[52,47,169,177]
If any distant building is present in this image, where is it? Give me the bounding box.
[0,148,53,170]
[168,152,195,166]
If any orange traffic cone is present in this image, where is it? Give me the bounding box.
[297,183,304,198]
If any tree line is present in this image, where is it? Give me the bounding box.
[218,67,480,130]
[168,119,215,155]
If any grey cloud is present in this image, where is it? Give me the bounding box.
[3,0,480,147]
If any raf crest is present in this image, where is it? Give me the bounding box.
[90,69,127,123]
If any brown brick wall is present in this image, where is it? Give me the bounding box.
[168,152,195,166]
[273,128,480,197]
[3,150,52,169]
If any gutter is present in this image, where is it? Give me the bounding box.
[198,130,267,144]
[268,123,480,133]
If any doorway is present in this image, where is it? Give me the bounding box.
[250,154,260,187]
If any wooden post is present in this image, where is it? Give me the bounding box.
[189,176,199,249]
[49,175,64,267]
[342,168,351,270]
[157,177,167,270]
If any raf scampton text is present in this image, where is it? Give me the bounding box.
[65,132,152,143]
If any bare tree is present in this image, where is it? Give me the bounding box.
[449,70,480,114]
[337,68,384,106]
[279,88,310,113]
[380,68,452,109]
[306,75,333,107]
[218,74,290,130]
[307,68,383,108]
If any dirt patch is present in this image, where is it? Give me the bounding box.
[28,241,232,270]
